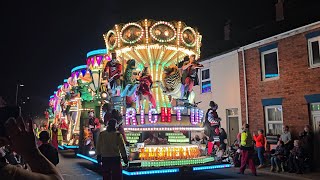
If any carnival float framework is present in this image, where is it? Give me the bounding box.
[48,19,231,175]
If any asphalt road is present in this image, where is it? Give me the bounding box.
[58,150,295,180]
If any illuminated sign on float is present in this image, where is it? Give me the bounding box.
[125,107,203,125]
[126,107,137,125]
[173,107,185,121]
[148,108,158,124]
[140,108,145,125]
[161,107,171,122]
[190,108,204,125]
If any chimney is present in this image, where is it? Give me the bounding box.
[275,0,284,21]
[224,20,231,41]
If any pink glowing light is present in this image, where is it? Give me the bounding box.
[140,108,145,125]
[125,108,137,125]
[173,107,184,121]
[148,108,158,123]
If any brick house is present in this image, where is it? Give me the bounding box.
[238,21,320,137]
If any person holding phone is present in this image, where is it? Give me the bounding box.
[0,100,63,180]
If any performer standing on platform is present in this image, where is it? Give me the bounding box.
[104,52,122,96]
[137,66,156,109]
[181,54,203,99]
[204,101,221,140]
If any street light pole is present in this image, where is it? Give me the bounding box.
[15,84,24,106]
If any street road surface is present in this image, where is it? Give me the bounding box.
[58,150,295,180]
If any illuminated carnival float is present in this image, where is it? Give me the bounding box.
[48,63,94,150]
[49,19,231,175]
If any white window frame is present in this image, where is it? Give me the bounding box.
[200,68,211,94]
[307,36,320,68]
[261,48,280,81]
[265,105,283,134]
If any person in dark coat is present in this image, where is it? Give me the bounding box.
[299,125,313,159]
[288,140,304,174]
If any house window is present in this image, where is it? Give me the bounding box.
[261,48,279,80]
[311,103,320,112]
[265,105,283,135]
[308,36,320,67]
[201,68,211,93]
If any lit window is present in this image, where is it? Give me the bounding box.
[308,36,320,68]
[201,69,211,93]
[311,103,320,112]
[261,48,279,80]
[265,105,283,135]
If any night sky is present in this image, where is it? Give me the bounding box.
[1,0,319,116]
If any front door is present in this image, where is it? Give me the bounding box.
[312,114,320,168]
[228,117,239,145]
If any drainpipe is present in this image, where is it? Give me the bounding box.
[241,47,249,124]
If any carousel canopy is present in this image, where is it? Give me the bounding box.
[103,19,202,71]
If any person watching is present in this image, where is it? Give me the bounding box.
[0,116,63,180]
[96,118,128,180]
[238,124,256,176]
[38,131,59,166]
[280,125,292,154]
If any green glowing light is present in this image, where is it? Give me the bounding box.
[140,157,215,167]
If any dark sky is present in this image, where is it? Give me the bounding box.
[1,0,318,116]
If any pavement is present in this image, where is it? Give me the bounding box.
[57,150,320,180]
[255,166,320,180]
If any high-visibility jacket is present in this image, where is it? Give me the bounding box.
[57,129,63,145]
[241,130,253,148]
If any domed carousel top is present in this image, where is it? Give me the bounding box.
[103,19,202,68]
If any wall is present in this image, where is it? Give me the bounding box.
[194,50,242,131]
[239,27,320,136]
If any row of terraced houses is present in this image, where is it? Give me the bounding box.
[194,21,320,164]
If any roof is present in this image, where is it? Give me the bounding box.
[200,0,320,59]
[241,21,320,50]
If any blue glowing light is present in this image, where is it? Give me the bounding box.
[50,95,54,98]
[71,65,87,73]
[192,164,232,171]
[76,153,98,164]
[122,168,179,176]
[63,145,79,149]
[58,145,64,150]
[265,74,279,78]
[202,83,211,88]
[63,79,68,83]
[54,91,57,94]
[57,85,62,89]
[86,49,107,58]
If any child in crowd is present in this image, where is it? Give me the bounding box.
[253,129,265,168]
[270,140,286,172]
